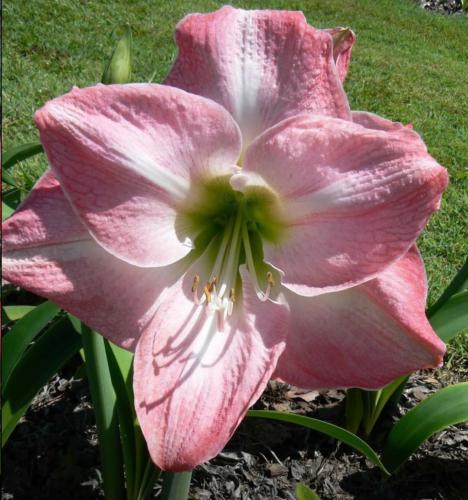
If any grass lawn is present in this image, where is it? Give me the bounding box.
[2,0,467,353]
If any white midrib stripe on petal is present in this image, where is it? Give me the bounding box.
[122,145,189,201]
[50,103,190,201]
[231,11,262,140]
[284,159,438,221]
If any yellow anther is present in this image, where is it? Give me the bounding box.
[192,274,200,293]
[266,271,275,287]
[208,276,217,293]
[229,287,236,303]
[203,283,212,303]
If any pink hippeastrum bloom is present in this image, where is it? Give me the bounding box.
[3,7,448,471]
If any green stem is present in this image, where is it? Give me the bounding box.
[160,471,192,500]
[136,460,161,500]
[81,325,125,500]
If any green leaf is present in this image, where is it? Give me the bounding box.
[345,388,364,434]
[2,315,82,446]
[2,142,43,170]
[104,344,160,499]
[160,471,192,500]
[2,301,60,388]
[3,306,37,321]
[81,325,125,500]
[248,410,389,476]
[2,201,14,220]
[2,188,22,212]
[382,382,468,472]
[2,170,20,188]
[2,305,36,321]
[296,483,320,500]
[102,25,132,84]
[427,259,468,317]
[104,341,137,496]
[429,291,468,342]
[364,376,408,436]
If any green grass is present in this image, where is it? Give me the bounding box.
[2,0,467,310]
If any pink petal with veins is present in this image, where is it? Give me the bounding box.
[165,6,350,145]
[2,170,183,350]
[134,267,288,471]
[34,83,241,267]
[243,114,448,296]
[274,246,445,389]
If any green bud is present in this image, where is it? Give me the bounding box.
[330,27,352,60]
[101,25,132,84]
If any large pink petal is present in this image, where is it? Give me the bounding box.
[133,268,288,471]
[164,6,350,145]
[2,170,182,350]
[242,114,448,296]
[274,247,445,389]
[34,83,241,267]
[324,27,356,81]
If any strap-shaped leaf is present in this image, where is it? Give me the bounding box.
[2,315,82,446]
[429,291,468,342]
[2,301,60,388]
[2,201,14,220]
[382,382,468,472]
[2,188,22,215]
[248,410,389,476]
[80,325,125,500]
[104,342,138,496]
[2,170,20,188]
[345,388,364,434]
[427,259,468,317]
[2,142,43,170]
[2,305,36,321]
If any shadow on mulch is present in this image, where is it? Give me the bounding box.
[2,374,102,500]
[342,457,468,500]
[2,370,467,499]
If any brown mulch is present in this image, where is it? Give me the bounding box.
[2,362,467,500]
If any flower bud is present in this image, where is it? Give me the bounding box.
[330,27,353,61]
[102,25,132,84]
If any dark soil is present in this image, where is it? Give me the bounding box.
[3,365,468,500]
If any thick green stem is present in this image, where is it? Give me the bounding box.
[160,471,192,500]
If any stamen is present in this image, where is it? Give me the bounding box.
[203,283,212,304]
[208,276,217,293]
[192,274,200,304]
[259,272,274,302]
[192,274,200,292]
[242,224,276,302]
[227,288,235,316]
[266,271,275,287]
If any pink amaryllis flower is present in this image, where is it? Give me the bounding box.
[3,7,447,471]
